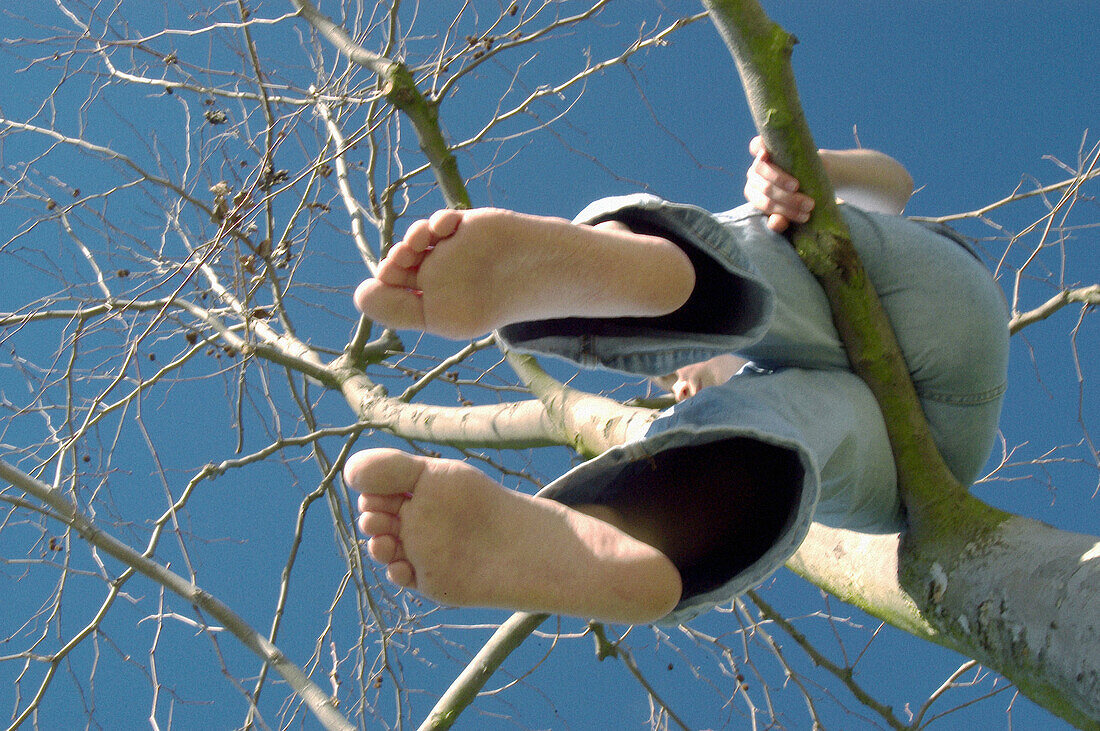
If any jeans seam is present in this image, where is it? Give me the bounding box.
[916,381,1008,406]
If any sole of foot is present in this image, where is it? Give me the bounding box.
[354,208,695,340]
[345,448,682,624]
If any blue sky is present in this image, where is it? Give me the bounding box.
[0,2,1096,729]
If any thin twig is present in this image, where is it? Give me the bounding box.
[0,459,354,731]
[747,591,907,730]
[588,623,691,731]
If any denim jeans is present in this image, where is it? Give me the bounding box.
[498,195,1010,624]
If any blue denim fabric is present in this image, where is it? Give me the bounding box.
[498,195,1010,624]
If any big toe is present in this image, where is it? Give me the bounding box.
[427,208,463,238]
[353,279,426,331]
[344,449,427,496]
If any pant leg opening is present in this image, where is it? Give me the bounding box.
[585,437,805,600]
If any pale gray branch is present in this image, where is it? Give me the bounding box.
[288,0,397,76]
[1009,284,1100,335]
[316,98,379,272]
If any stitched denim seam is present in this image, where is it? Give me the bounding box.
[916,381,1008,406]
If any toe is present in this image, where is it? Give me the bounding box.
[358,510,400,536]
[383,240,426,271]
[344,448,428,496]
[353,279,426,331]
[386,560,416,588]
[367,534,401,563]
[402,218,439,253]
[373,258,420,289]
[427,209,463,238]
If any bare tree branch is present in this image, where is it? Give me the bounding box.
[0,459,355,731]
[1010,284,1100,335]
[418,612,549,731]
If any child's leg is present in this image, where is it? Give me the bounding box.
[345,448,683,624]
[354,209,696,340]
[346,437,803,624]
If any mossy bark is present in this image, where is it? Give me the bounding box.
[294,0,1099,724]
[703,1,1098,726]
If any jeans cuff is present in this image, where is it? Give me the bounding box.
[496,194,776,376]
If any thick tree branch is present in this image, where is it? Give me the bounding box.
[503,349,659,457]
[333,365,570,448]
[703,2,1099,726]
[702,0,978,533]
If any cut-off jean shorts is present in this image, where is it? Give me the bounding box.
[498,195,1010,625]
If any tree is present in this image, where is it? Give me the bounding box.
[1,2,1096,729]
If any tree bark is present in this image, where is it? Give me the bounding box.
[294,0,1099,724]
[702,1,1099,726]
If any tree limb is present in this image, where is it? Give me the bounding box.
[702,0,976,533]
[418,612,549,731]
[1009,284,1100,335]
[703,2,1099,726]
[290,0,470,208]
[0,459,355,731]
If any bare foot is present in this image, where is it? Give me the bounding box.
[345,448,682,624]
[354,208,696,339]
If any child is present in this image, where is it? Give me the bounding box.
[343,138,1009,625]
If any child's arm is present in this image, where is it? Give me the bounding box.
[745,136,914,232]
[818,147,914,215]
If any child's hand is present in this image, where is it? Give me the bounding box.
[744,136,815,232]
[653,354,747,402]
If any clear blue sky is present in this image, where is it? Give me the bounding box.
[0,2,1096,729]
